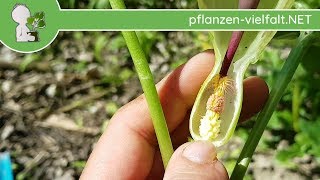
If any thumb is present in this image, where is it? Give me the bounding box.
[164,141,229,180]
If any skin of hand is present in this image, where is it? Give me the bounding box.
[80,50,269,180]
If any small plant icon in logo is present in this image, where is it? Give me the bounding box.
[27,12,46,41]
[11,4,46,42]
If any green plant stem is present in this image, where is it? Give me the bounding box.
[230,32,316,180]
[109,0,174,168]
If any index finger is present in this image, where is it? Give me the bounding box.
[81,50,216,179]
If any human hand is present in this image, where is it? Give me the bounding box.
[80,50,269,180]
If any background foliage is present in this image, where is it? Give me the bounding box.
[0,0,319,179]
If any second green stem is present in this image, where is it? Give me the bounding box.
[230,32,316,179]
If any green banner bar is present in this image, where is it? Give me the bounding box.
[1,0,319,53]
[58,10,319,30]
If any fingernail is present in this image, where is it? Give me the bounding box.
[182,141,217,164]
